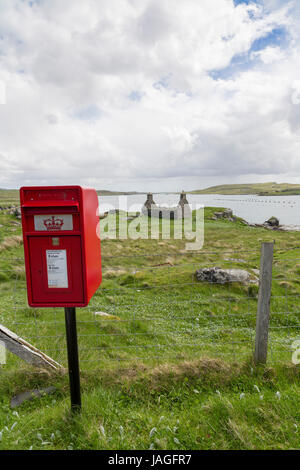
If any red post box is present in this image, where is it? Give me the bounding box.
[20,186,102,307]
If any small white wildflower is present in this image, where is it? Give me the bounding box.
[254,385,260,393]
[29,445,33,450]
[276,391,281,400]
[193,389,200,394]
[119,425,124,437]
[37,433,43,441]
[294,424,298,432]
[10,422,17,431]
[99,425,106,438]
[259,395,264,400]
[159,416,165,423]
[174,437,181,445]
[12,411,19,418]
[216,390,221,396]
[149,427,157,438]
[239,393,245,400]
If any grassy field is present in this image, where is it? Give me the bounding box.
[0,189,19,206]
[0,194,300,450]
[190,182,300,196]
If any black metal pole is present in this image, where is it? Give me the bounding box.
[64,307,81,413]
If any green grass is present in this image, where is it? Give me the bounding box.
[0,361,300,450]
[0,201,300,449]
[190,182,300,196]
[0,189,19,207]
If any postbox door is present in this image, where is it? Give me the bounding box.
[28,236,85,304]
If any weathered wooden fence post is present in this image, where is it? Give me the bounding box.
[254,242,274,365]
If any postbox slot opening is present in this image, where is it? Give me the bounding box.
[23,207,79,215]
[22,201,79,212]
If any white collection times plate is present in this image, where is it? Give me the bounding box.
[46,250,69,289]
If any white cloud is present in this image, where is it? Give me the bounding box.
[0,80,5,104]
[0,0,299,190]
[251,46,286,63]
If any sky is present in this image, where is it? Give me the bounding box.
[0,0,300,192]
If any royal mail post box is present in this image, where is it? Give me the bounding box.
[20,186,102,307]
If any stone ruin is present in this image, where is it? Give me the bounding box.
[141,191,192,219]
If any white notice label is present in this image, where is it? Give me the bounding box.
[34,214,73,231]
[46,250,68,288]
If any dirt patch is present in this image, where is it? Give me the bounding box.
[147,358,233,388]
[102,268,128,279]
[87,357,241,391]
[0,235,23,251]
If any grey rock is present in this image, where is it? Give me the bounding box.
[196,267,252,284]
[11,386,57,408]
[223,209,233,218]
[213,209,235,221]
[13,207,21,218]
[214,212,225,219]
[4,205,22,219]
[265,216,279,227]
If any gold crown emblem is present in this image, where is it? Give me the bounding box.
[43,216,64,231]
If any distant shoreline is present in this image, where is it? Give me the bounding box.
[3,182,300,199]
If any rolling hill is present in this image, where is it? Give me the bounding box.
[189,182,300,196]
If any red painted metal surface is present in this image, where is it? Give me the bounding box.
[20,186,102,307]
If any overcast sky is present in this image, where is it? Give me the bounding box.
[0,0,300,191]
